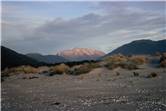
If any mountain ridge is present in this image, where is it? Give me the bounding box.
[26,53,68,64]
[107,39,166,56]
[1,46,43,70]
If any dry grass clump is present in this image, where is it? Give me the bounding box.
[22,76,39,79]
[104,59,138,70]
[37,66,50,74]
[146,72,158,78]
[160,53,166,67]
[2,65,38,77]
[160,60,166,67]
[69,62,100,75]
[119,61,138,70]
[129,56,147,65]
[104,55,146,70]
[50,64,70,74]
[116,72,120,76]
[104,54,128,63]
[133,72,139,77]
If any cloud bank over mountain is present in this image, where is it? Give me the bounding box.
[2,2,166,54]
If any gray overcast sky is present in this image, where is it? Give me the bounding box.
[2,1,166,54]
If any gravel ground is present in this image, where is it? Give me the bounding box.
[1,67,166,111]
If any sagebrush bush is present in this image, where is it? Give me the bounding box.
[37,66,50,73]
[160,60,166,67]
[146,72,158,78]
[69,62,100,75]
[160,53,166,67]
[19,66,38,74]
[133,72,139,76]
[116,72,120,76]
[50,64,70,74]
[104,55,146,70]
[104,54,128,63]
[104,62,119,69]
[129,56,147,65]
[119,61,138,70]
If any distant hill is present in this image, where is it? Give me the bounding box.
[1,46,43,70]
[107,39,166,56]
[26,53,68,64]
[56,48,105,61]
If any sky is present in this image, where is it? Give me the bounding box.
[1,1,166,54]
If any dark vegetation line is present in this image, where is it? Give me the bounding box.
[45,60,99,67]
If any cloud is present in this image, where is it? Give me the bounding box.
[2,2,166,54]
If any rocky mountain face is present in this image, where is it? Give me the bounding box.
[26,53,68,64]
[56,48,105,61]
[107,39,166,56]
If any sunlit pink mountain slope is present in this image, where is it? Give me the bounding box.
[56,48,105,61]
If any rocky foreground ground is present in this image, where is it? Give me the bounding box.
[1,66,166,111]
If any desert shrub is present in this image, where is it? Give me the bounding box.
[116,72,120,76]
[160,60,166,67]
[105,61,138,70]
[104,54,128,63]
[160,53,166,67]
[122,63,136,70]
[28,76,39,79]
[129,56,147,65]
[87,62,101,69]
[104,55,142,70]
[2,65,38,76]
[120,61,138,70]
[146,72,158,78]
[37,66,50,73]
[69,65,90,75]
[104,62,119,70]
[160,53,166,60]
[69,62,100,75]
[133,72,139,77]
[18,66,38,74]
[50,64,70,74]
[22,76,39,79]
[104,55,127,69]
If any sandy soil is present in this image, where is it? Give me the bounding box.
[1,66,166,111]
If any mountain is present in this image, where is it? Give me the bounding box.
[107,39,166,56]
[56,48,105,61]
[1,46,42,70]
[26,53,68,64]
